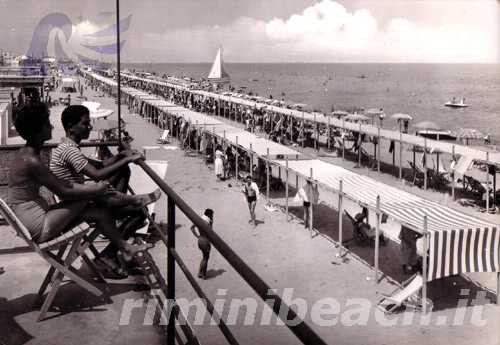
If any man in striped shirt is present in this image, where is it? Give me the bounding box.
[50,105,160,209]
[50,105,160,278]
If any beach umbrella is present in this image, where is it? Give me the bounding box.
[365,108,386,126]
[345,114,370,122]
[292,103,307,110]
[331,110,349,117]
[414,121,440,130]
[365,108,384,116]
[457,128,484,145]
[391,113,413,121]
[457,128,484,140]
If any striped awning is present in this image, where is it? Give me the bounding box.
[281,159,499,281]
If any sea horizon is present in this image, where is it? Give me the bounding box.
[122,62,500,142]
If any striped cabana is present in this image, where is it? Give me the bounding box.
[281,159,499,281]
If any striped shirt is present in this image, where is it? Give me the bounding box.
[50,137,88,185]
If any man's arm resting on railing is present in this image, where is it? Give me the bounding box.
[83,153,142,181]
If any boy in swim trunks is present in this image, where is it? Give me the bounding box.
[242,175,259,227]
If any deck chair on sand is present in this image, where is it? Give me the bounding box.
[377,274,433,314]
[343,210,386,246]
[0,197,108,321]
[156,129,170,144]
[406,161,425,187]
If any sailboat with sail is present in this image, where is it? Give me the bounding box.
[207,46,230,85]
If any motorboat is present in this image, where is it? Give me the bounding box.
[416,129,457,141]
[445,98,468,108]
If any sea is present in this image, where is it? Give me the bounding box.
[123,63,500,142]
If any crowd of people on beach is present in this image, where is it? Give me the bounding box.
[116,72,431,277]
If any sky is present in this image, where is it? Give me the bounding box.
[0,0,499,63]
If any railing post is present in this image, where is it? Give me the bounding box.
[266,148,270,203]
[301,113,305,148]
[375,196,380,285]
[195,120,199,154]
[250,143,253,176]
[167,196,176,345]
[486,152,490,213]
[295,154,299,189]
[399,132,403,180]
[451,145,455,200]
[338,180,343,256]
[377,127,381,173]
[342,118,345,160]
[327,116,331,151]
[309,168,314,238]
[422,215,429,314]
[285,157,289,221]
[424,138,428,190]
[235,136,239,181]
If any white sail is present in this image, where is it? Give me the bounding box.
[207,47,230,83]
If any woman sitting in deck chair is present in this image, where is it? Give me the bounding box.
[8,103,151,261]
[345,207,387,245]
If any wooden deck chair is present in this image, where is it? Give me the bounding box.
[463,175,487,197]
[360,147,376,169]
[343,210,371,245]
[156,129,170,144]
[377,274,432,314]
[0,197,107,321]
[427,169,450,191]
[407,161,425,187]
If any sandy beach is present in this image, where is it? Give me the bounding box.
[94,81,500,344]
[1,78,498,345]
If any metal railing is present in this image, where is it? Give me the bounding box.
[136,159,328,345]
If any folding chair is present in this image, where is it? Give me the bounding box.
[0,197,107,321]
[463,175,486,197]
[360,147,376,169]
[407,161,425,187]
[427,169,450,190]
[377,274,433,314]
[343,210,371,245]
[156,129,170,144]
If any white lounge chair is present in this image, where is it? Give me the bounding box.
[377,274,433,314]
[156,130,170,144]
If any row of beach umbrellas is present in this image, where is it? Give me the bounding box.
[285,103,485,143]
[331,110,484,142]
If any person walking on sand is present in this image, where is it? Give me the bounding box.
[190,209,214,279]
[243,175,259,226]
[214,145,225,180]
[296,179,319,230]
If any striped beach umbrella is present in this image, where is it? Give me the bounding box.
[457,128,484,145]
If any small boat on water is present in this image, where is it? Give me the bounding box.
[416,129,457,141]
[445,98,468,108]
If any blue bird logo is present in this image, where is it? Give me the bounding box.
[27,12,131,63]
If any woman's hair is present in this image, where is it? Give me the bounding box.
[14,102,49,141]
